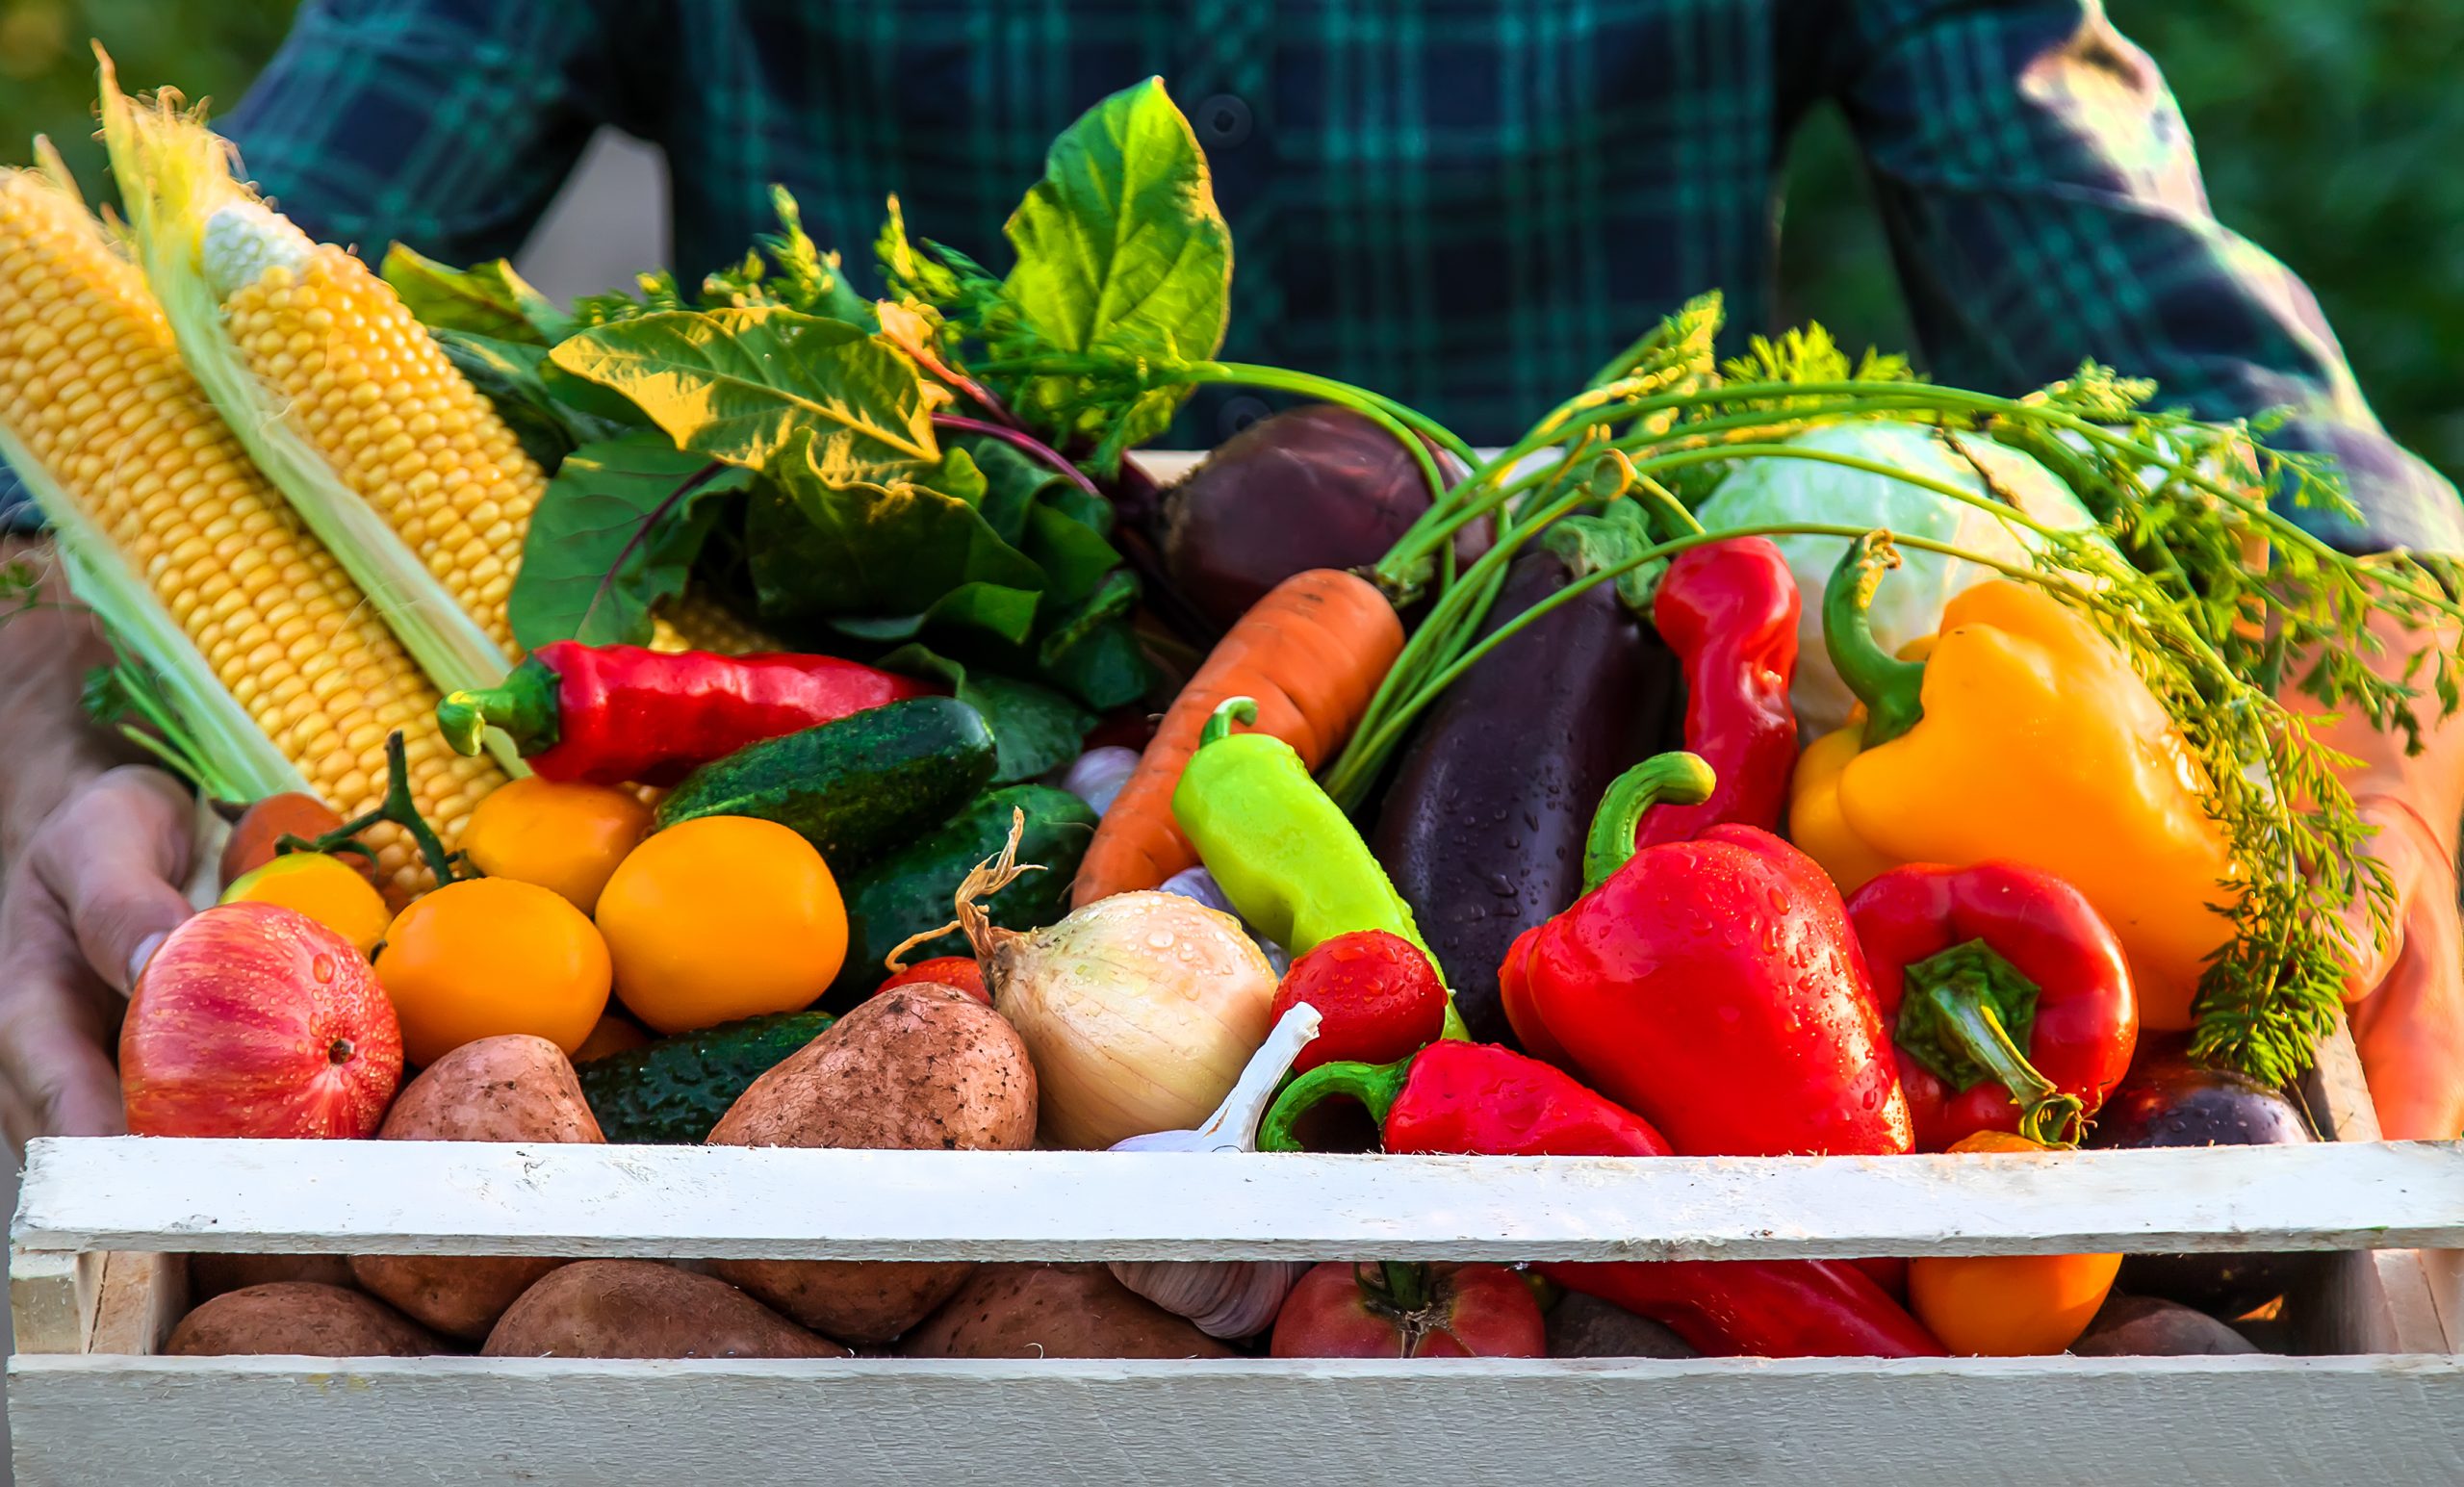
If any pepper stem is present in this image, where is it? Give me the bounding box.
[1201,696,1259,748]
[1581,752,1717,891]
[435,654,561,759]
[1824,530,1928,748]
[1257,1055,1414,1153]
[1895,939,2087,1147]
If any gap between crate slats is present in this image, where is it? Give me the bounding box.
[13,1138,2461,1265]
[9,1353,2461,1487]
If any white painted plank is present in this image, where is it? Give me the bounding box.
[11,1353,2461,1487]
[14,1138,2463,1263]
[6,1250,99,1357]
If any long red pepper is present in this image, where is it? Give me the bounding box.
[1848,860,2140,1149]
[1633,538,1799,849]
[1505,753,1913,1157]
[436,640,933,785]
[1259,1039,1944,1358]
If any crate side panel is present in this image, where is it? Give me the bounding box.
[11,1354,2463,1487]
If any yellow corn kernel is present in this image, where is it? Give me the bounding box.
[0,170,502,892]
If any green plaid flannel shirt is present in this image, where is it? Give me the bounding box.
[109,1,2443,552]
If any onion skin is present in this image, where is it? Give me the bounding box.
[120,902,402,1139]
[1160,404,1484,629]
[1370,550,1681,1043]
[989,891,1277,1149]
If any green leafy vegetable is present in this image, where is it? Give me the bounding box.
[572,189,876,328]
[745,434,1044,621]
[380,244,572,345]
[548,308,940,485]
[506,433,757,650]
[996,77,1232,453]
[432,329,635,468]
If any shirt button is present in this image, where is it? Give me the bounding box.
[1219,395,1272,438]
[1196,94,1254,149]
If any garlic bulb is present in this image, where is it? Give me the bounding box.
[1110,1004,1322,1337]
[1061,746,1142,816]
[974,887,1279,1151]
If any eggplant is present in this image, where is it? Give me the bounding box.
[1157,404,1479,629]
[1370,548,1681,1042]
[2086,1036,2324,1317]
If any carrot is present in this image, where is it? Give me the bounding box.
[1073,569,1402,906]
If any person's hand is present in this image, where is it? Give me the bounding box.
[0,766,195,1146]
[2290,609,2464,1140]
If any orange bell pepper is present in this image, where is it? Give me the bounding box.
[1907,1130,2121,1355]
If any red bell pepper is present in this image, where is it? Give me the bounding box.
[435,640,933,785]
[1847,860,2139,1148]
[1504,753,1912,1157]
[1634,538,1800,849]
[1258,1038,1943,1358]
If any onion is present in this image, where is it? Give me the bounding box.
[1061,746,1142,816]
[1159,867,1289,975]
[951,823,1279,1149]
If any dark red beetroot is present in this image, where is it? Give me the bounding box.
[1270,1262,1546,1359]
[1158,404,1480,629]
[1371,548,1681,1043]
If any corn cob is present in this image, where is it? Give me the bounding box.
[0,156,502,892]
[204,199,544,655]
[650,588,782,656]
[97,63,522,717]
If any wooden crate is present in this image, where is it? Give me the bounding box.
[9,1025,2458,1487]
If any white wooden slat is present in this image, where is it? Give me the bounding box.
[15,1137,2463,1263]
[6,1249,99,1357]
[11,1353,2461,1487]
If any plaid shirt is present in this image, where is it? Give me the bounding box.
[8,0,2454,551]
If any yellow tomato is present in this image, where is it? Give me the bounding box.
[594,816,846,1035]
[376,878,611,1065]
[1908,1131,2121,1355]
[220,852,392,957]
[573,1012,653,1062]
[461,777,654,913]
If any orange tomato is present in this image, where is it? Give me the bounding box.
[461,777,654,913]
[1908,1130,2121,1355]
[220,852,392,957]
[593,816,846,1035]
[376,878,611,1065]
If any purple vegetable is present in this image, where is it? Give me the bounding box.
[1158,404,1481,629]
[1369,548,1681,1043]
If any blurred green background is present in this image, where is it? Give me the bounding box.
[3,0,2456,475]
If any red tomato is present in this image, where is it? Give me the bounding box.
[1270,1261,1546,1358]
[1270,930,1447,1072]
[119,902,402,1138]
[876,956,988,1005]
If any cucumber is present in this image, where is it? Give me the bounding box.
[826,784,1099,1007]
[654,697,997,871]
[576,1011,834,1143]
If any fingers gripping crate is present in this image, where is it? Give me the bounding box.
[9,1026,2459,1487]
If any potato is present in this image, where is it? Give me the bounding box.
[1545,1291,1699,1359]
[706,985,1036,1344]
[188,1252,356,1301]
[482,1261,851,1359]
[166,1282,443,1357]
[351,1036,603,1340]
[2070,1294,2261,1357]
[899,1265,1236,1360]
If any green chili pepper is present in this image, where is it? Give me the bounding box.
[1173,697,1468,1039]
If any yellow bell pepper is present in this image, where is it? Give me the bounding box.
[1790,533,2237,1031]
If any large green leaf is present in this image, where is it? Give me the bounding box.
[547,308,940,484]
[507,432,757,650]
[830,582,1043,648]
[747,434,1045,620]
[1000,78,1232,446]
[381,244,573,344]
